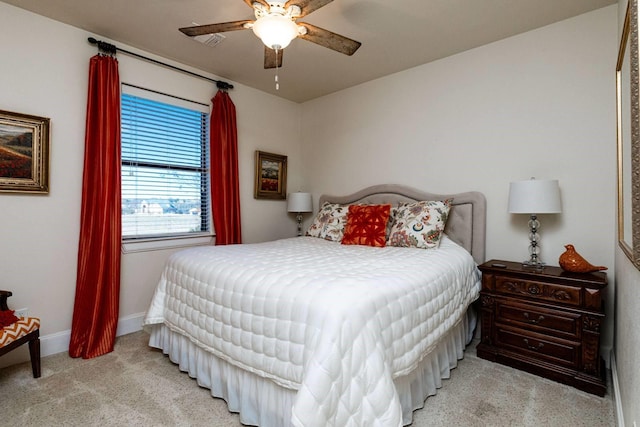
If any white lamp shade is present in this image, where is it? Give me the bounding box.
[508,179,562,214]
[252,14,298,49]
[287,192,313,213]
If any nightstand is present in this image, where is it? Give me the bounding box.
[476,260,607,396]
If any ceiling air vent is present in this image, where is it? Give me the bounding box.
[193,33,226,47]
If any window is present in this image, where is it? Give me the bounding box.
[121,86,210,240]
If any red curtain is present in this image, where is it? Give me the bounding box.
[69,55,122,359]
[210,90,242,245]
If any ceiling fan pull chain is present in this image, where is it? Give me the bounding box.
[275,47,280,90]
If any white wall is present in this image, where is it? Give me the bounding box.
[0,2,301,366]
[301,6,618,359]
[614,250,640,427]
[614,1,640,426]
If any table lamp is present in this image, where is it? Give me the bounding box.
[508,178,562,267]
[287,192,313,236]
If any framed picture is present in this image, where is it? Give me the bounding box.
[0,110,50,194]
[254,150,287,200]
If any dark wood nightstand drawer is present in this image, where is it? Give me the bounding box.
[494,276,581,307]
[495,300,581,340]
[495,326,579,369]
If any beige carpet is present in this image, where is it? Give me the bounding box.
[0,331,615,426]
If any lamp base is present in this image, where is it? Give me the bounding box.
[524,214,544,269]
[296,212,303,236]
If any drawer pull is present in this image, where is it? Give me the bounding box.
[527,284,541,295]
[523,312,545,324]
[523,338,544,351]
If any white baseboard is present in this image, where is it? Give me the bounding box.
[0,312,147,369]
[602,344,612,368]
[115,312,146,338]
[611,350,625,427]
[40,312,146,358]
[42,312,146,358]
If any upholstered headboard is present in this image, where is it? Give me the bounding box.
[318,184,487,265]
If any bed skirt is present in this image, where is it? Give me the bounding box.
[148,309,476,426]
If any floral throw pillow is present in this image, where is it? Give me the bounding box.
[387,199,452,249]
[306,202,350,242]
[385,205,398,240]
[341,204,391,247]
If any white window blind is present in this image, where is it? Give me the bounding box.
[121,86,210,240]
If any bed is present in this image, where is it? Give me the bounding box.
[143,184,486,427]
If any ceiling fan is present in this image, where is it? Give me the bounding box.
[179,0,361,69]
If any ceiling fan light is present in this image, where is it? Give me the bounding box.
[252,14,298,50]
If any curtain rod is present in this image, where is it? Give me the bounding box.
[87,37,234,90]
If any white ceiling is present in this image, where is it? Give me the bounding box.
[1,0,616,103]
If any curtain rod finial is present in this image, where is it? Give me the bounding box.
[217,81,233,90]
[88,37,116,56]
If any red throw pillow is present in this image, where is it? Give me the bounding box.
[0,310,19,329]
[341,204,391,247]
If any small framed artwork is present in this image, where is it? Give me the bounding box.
[0,109,50,194]
[254,150,287,200]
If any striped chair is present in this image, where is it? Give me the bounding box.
[0,290,41,378]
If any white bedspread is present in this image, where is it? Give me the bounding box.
[143,236,480,427]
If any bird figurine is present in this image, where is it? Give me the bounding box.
[559,244,607,273]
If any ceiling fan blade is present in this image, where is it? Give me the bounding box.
[179,20,253,37]
[243,0,269,8]
[298,23,361,56]
[286,0,333,17]
[264,46,284,69]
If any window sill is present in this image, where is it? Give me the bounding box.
[122,234,214,253]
